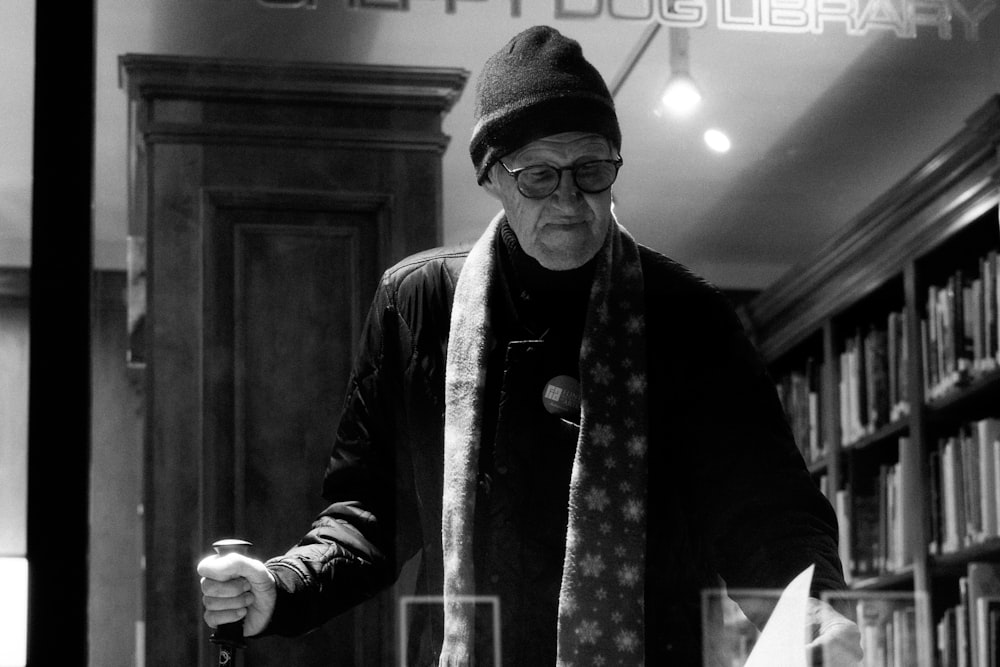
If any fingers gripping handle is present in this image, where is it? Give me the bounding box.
[209,539,253,652]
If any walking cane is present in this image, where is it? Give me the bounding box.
[209,539,253,666]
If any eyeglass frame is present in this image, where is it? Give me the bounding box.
[497,155,624,199]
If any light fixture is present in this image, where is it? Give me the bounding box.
[704,128,732,153]
[656,28,702,118]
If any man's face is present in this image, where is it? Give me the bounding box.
[484,132,616,271]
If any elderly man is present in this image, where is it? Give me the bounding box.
[199,25,861,665]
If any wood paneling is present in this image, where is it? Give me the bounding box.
[121,55,466,667]
[201,189,385,554]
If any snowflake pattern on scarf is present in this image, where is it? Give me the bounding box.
[555,219,649,667]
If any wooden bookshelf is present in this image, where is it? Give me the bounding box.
[851,565,916,592]
[847,418,911,453]
[746,95,1000,667]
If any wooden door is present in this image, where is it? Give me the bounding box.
[203,190,385,666]
[121,56,467,667]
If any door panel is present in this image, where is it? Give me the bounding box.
[202,192,383,666]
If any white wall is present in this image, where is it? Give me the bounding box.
[0,3,35,268]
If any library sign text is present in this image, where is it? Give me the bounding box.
[256,0,995,41]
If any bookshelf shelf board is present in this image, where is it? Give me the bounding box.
[930,538,1000,576]
[842,418,910,452]
[926,367,1000,424]
[849,566,915,591]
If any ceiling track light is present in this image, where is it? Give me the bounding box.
[704,128,732,153]
[658,27,702,118]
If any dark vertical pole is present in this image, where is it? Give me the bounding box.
[27,2,95,666]
[903,261,934,666]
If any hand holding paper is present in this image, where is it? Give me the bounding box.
[743,565,862,667]
[805,597,864,667]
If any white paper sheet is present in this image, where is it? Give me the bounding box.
[743,564,814,667]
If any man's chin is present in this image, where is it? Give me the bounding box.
[535,244,598,271]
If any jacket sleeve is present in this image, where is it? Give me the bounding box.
[262,274,422,637]
[674,281,846,597]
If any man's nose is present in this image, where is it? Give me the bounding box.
[551,169,583,207]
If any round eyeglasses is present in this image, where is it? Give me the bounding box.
[498,156,623,199]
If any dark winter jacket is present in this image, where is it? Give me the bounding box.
[263,238,846,664]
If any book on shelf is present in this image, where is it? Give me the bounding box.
[938,564,1000,667]
[839,439,913,582]
[941,435,969,554]
[939,607,959,667]
[839,313,909,447]
[982,597,1000,667]
[931,420,1000,555]
[809,357,821,463]
[930,446,944,556]
[978,420,1000,541]
[962,433,985,545]
[835,487,853,584]
[854,597,918,667]
[968,563,1000,667]
[775,355,825,466]
[887,309,910,422]
[887,443,913,574]
[924,256,1000,402]
[958,598,971,667]
[867,328,890,431]
[841,331,866,445]
[876,463,908,576]
[818,472,829,501]
[854,487,882,577]
[894,607,918,667]
[984,250,998,373]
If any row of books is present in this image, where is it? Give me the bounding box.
[774,356,825,465]
[834,439,913,583]
[778,252,1000,453]
[937,562,1000,667]
[923,255,1000,402]
[839,311,911,446]
[929,419,1000,556]
[854,600,918,667]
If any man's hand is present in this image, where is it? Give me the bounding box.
[804,597,863,666]
[198,552,277,637]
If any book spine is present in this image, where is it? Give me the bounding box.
[835,487,853,583]
[840,350,850,446]
[899,309,909,414]
[888,311,899,416]
[962,427,983,543]
[978,420,999,541]
[930,448,943,556]
[995,252,1000,365]
[897,437,912,568]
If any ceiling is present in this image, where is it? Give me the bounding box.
[2,1,998,289]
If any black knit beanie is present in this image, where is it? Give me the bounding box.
[470,25,622,185]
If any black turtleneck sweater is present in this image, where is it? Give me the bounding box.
[472,220,598,665]
[495,219,595,349]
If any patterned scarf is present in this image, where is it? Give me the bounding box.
[440,212,649,666]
